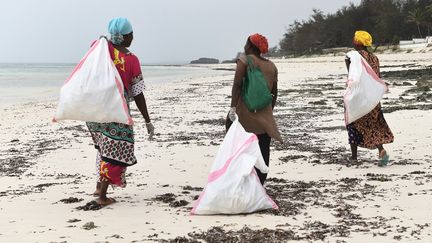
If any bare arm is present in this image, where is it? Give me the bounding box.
[345,58,351,72]
[271,67,278,109]
[230,61,247,107]
[134,93,151,123]
[377,58,382,78]
[272,80,277,109]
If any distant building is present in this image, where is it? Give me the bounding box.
[399,36,432,49]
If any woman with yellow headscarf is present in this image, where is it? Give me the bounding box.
[344,31,394,166]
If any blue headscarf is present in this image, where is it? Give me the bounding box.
[108,17,133,45]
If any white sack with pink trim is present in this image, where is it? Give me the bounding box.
[53,37,133,125]
[191,119,278,215]
[343,50,388,125]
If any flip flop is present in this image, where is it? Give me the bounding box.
[378,151,389,167]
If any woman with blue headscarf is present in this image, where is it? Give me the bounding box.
[86,17,154,206]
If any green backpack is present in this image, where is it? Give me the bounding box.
[241,56,273,112]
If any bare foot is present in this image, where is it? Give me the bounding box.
[93,190,101,197]
[96,197,116,206]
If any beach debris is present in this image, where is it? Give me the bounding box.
[182,186,203,191]
[0,182,63,198]
[76,201,103,211]
[59,124,87,133]
[366,173,392,182]
[1,138,64,177]
[409,171,426,175]
[192,118,225,126]
[181,186,203,196]
[67,218,81,223]
[32,183,61,194]
[167,226,300,242]
[59,197,83,204]
[106,234,123,239]
[278,155,307,164]
[154,193,176,203]
[169,200,189,208]
[381,67,432,81]
[0,156,30,177]
[394,235,403,241]
[82,221,97,230]
[153,193,191,208]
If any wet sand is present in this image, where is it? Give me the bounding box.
[0,50,431,242]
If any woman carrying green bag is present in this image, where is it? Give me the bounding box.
[228,33,283,185]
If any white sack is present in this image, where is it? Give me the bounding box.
[53,38,133,125]
[191,119,278,215]
[343,51,388,125]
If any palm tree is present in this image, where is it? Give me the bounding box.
[427,4,432,15]
[426,4,432,35]
[425,3,432,35]
[407,8,426,38]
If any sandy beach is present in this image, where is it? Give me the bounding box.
[1,50,431,242]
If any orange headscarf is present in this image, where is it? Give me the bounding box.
[249,33,269,54]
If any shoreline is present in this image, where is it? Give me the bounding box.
[1,51,431,242]
[0,64,235,109]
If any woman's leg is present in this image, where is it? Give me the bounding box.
[94,151,102,196]
[377,144,385,155]
[94,182,101,196]
[256,133,271,185]
[350,144,358,161]
[97,181,115,205]
[96,161,124,205]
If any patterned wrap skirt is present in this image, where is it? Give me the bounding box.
[87,122,136,187]
[346,103,394,149]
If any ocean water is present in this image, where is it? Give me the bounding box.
[0,63,232,105]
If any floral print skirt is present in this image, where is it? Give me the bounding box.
[346,103,394,149]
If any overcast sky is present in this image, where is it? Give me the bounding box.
[0,0,361,64]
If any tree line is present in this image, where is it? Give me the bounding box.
[271,0,432,56]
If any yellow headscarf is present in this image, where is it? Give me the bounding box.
[354,30,373,47]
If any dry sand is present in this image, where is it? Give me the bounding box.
[0,51,431,242]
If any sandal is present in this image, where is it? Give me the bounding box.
[378,150,389,167]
